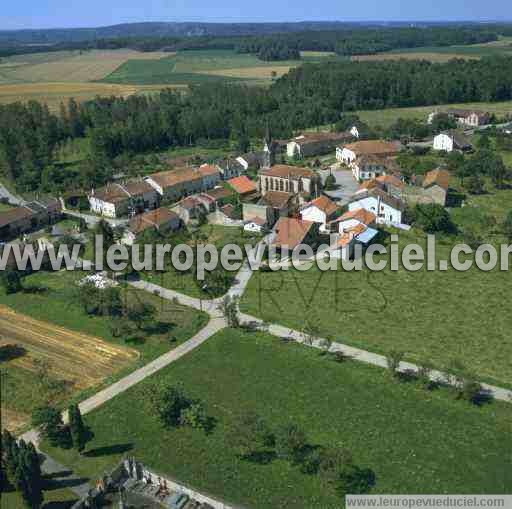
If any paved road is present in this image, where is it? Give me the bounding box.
[318,167,359,205]
[0,183,25,206]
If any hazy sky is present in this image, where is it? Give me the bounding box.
[2,0,511,30]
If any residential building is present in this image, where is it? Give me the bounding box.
[89,181,158,218]
[404,168,450,206]
[349,188,404,226]
[172,196,209,225]
[0,199,62,241]
[350,154,400,181]
[337,140,401,165]
[227,175,258,197]
[259,165,321,197]
[145,165,221,202]
[433,131,473,153]
[357,175,404,199]
[272,217,317,251]
[244,216,267,233]
[428,109,491,127]
[243,191,297,227]
[300,195,339,234]
[122,208,181,245]
[215,159,245,180]
[286,131,354,159]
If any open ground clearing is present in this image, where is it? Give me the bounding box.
[42,329,512,508]
[240,226,512,388]
[0,269,208,432]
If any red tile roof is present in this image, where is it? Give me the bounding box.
[128,208,179,235]
[343,140,401,156]
[305,195,338,217]
[227,175,257,195]
[338,208,376,226]
[422,169,450,191]
[260,165,315,180]
[273,217,315,249]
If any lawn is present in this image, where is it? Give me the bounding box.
[240,228,512,388]
[41,329,512,508]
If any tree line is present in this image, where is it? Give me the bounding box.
[2,56,512,193]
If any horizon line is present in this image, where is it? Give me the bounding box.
[2,19,512,33]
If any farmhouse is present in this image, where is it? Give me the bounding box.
[404,168,450,206]
[433,131,473,153]
[89,181,158,218]
[300,195,339,233]
[122,208,181,245]
[272,217,317,251]
[337,140,401,165]
[349,188,404,226]
[428,109,491,127]
[0,199,62,241]
[259,165,321,197]
[286,131,354,159]
[145,165,221,202]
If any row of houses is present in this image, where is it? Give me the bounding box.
[0,198,62,241]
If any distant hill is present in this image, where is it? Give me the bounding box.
[0,20,498,45]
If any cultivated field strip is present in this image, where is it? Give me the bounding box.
[0,305,138,389]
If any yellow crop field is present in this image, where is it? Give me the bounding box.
[0,82,172,112]
[0,49,170,83]
[0,304,138,431]
[202,65,297,79]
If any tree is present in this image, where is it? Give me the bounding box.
[324,173,337,190]
[94,219,115,271]
[228,411,274,458]
[68,404,88,454]
[386,350,405,379]
[274,423,308,463]
[31,405,68,448]
[0,267,23,294]
[338,464,376,495]
[300,317,321,346]
[318,445,353,485]
[414,203,455,234]
[179,402,208,431]
[217,295,240,328]
[465,174,485,195]
[147,382,193,428]
[127,301,157,330]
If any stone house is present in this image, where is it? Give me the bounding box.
[259,165,321,198]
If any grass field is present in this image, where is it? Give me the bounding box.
[42,329,512,508]
[0,269,208,432]
[240,225,512,388]
[353,100,512,128]
[102,49,308,85]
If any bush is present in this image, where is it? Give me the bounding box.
[274,423,308,463]
[414,203,456,234]
[386,350,405,379]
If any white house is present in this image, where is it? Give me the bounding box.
[244,217,266,233]
[433,131,472,153]
[350,126,360,139]
[349,188,403,226]
[299,195,338,234]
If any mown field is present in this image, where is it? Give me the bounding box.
[0,269,208,432]
[355,100,512,128]
[42,329,512,508]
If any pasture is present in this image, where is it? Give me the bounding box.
[240,226,512,389]
[42,329,512,508]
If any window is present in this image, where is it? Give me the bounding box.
[279,179,284,191]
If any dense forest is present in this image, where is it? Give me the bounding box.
[2,56,512,193]
[0,25,503,60]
